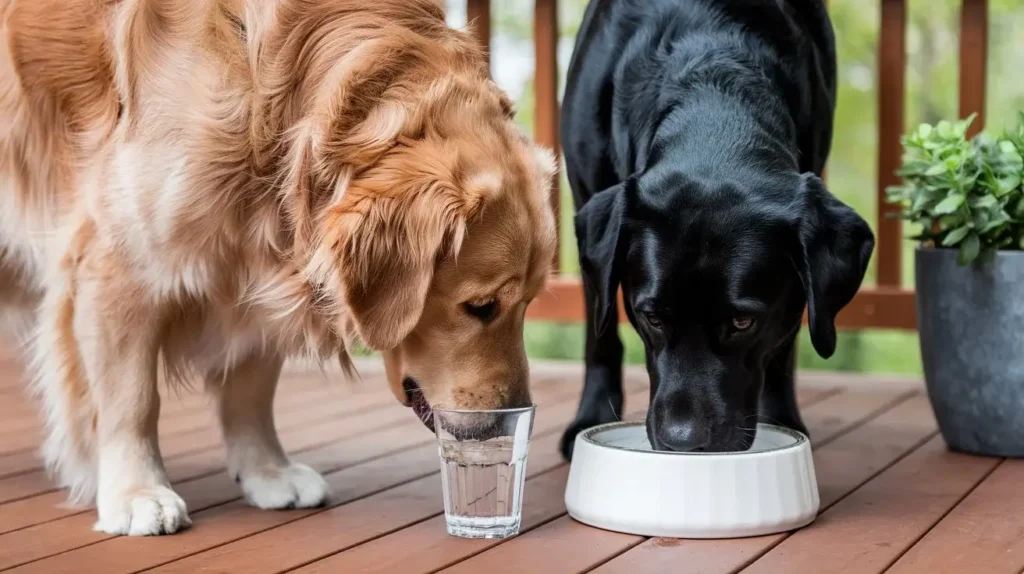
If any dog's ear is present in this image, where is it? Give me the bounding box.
[575,181,629,333]
[794,173,875,358]
[335,177,485,350]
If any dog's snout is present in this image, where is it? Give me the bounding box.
[647,392,756,453]
[649,417,711,452]
[505,384,533,409]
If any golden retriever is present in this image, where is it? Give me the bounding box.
[0,0,556,535]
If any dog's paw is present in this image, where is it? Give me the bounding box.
[93,486,191,536]
[559,401,622,461]
[238,463,329,510]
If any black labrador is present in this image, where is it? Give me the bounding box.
[560,0,874,458]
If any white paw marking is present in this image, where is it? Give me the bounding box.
[93,486,191,536]
[239,463,329,510]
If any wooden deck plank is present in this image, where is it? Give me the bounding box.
[0,372,356,437]
[0,375,390,478]
[0,373,569,495]
[397,384,913,572]
[4,411,606,574]
[0,366,372,433]
[442,514,643,574]
[136,398,648,574]
[740,436,999,574]
[2,352,963,574]
[0,388,832,538]
[0,380,646,572]
[0,378,398,503]
[136,389,826,574]
[885,459,1024,574]
[292,467,576,574]
[286,387,874,574]
[0,400,415,534]
[149,423,638,574]
[0,381,827,536]
[590,393,938,574]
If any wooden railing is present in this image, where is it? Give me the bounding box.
[465,0,991,332]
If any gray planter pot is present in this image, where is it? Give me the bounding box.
[916,247,1024,457]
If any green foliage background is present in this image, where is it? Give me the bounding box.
[444,0,1024,375]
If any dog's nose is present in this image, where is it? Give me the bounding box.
[650,418,711,452]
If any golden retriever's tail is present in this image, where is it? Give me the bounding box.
[27,222,99,504]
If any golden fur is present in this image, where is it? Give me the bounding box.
[0,0,556,535]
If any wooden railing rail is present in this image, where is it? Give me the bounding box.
[463,0,991,331]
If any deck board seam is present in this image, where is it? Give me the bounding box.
[578,538,649,574]
[5,467,446,573]
[795,387,846,409]
[0,379,598,563]
[879,457,1007,574]
[512,386,921,568]
[572,389,924,574]
[277,463,577,574]
[805,389,920,447]
[0,375,567,506]
[0,408,418,509]
[0,411,428,530]
[0,382,393,479]
[733,429,941,573]
[0,386,577,536]
[108,395,613,573]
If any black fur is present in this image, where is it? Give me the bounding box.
[560,0,874,458]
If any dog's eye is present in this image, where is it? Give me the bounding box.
[731,316,755,331]
[463,300,497,322]
[644,312,664,329]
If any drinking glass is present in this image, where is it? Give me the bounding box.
[432,405,536,539]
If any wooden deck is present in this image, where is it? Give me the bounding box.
[0,354,1021,574]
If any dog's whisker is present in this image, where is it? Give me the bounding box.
[607,398,622,421]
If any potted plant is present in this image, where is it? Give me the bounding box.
[887,112,1024,457]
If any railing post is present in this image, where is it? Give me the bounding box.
[959,0,988,138]
[534,0,561,272]
[466,0,491,70]
[876,0,906,287]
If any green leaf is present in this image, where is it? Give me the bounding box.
[910,194,931,213]
[938,214,962,230]
[958,233,982,265]
[937,120,954,139]
[896,161,935,176]
[933,194,965,214]
[924,163,948,176]
[941,226,971,246]
[968,195,998,209]
[972,210,990,230]
[997,175,1021,196]
[956,113,978,137]
[982,215,1008,233]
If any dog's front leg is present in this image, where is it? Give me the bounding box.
[559,278,624,460]
[76,257,190,536]
[209,352,329,510]
[759,334,809,438]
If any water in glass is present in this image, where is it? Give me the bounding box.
[438,435,529,538]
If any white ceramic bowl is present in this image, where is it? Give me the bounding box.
[564,422,819,538]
